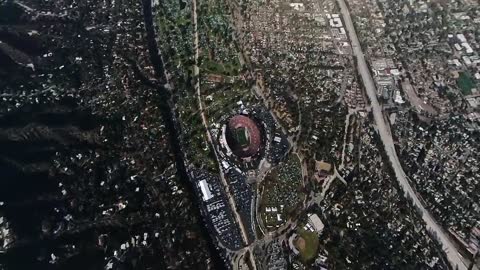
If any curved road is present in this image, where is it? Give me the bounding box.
[192,0,251,249]
[336,0,473,269]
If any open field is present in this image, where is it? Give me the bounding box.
[457,72,475,95]
[296,228,320,262]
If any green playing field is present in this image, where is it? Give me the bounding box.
[235,127,249,146]
[457,72,475,95]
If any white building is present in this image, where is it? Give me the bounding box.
[198,180,213,201]
[457,33,467,43]
[308,214,325,233]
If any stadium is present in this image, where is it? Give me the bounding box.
[225,115,262,158]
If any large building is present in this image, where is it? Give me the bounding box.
[198,179,213,201]
[225,115,262,158]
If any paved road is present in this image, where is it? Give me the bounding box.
[191,0,250,247]
[336,0,473,269]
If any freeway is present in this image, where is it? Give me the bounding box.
[336,0,474,269]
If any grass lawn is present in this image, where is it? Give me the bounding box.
[201,59,225,74]
[457,72,475,95]
[296,228,319,262]
[235,127,249,146]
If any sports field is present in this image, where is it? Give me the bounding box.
[457,72,475,95]
[235,127,249,146]
[296,228,319,262]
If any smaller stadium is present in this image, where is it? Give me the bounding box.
[225,115,262,159]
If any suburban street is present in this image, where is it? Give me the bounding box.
[336,0,474,269]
